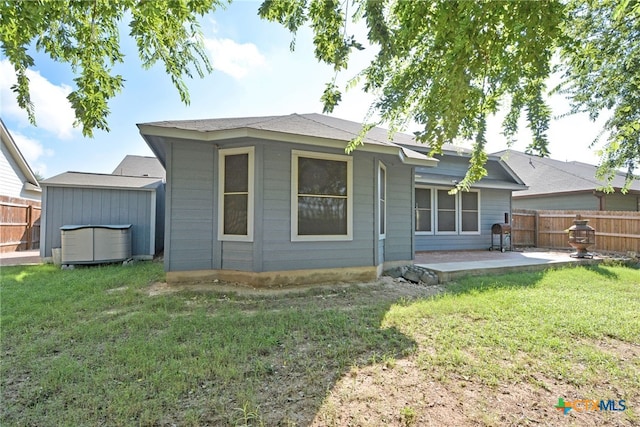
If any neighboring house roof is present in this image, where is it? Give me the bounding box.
[138,113,439,168]
[0,118,41,195]
[112,155,165,180]
[494,149,640,197]
[41,171,162,191]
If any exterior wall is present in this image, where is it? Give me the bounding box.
[163,137,416,274]
[513,193,599,210]
[1,140,40,201]
[41,186,157,258]
[165,140,216,271]
[604,193,639,211]
[415,188,512,251]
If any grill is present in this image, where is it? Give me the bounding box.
[490,213,511,252]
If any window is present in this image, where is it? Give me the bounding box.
[218,147,254,241]
[437,189,457,233]
[415,188,432,233]
[291,150,353,241]
[414,187,481,235]
[460,191,479,233]
[379,162,386,238]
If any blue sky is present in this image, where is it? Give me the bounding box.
[1,1,608,179]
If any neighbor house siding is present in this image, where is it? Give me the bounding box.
[415,188,512,251]
[166,140,216,271]
[41,186,155,257]
[1,141,39,201]
[513,193,598,210]
[604,193,639,211]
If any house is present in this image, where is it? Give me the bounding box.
[1,119,41,252]
[112,154,166,181]
[138,113,526,286]
[40,169,165,262]
[1,118,41,202]
[496,149,640,211]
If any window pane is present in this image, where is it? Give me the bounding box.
[298,196,347,235]
[380,200,385,234]
[224,154,248,193]
[379,168,386,199]
[223,194,248,235]
[298,158,347,196]
[461,192,478,210]
[416,209,431,232]
[437,190,455,209]
[415,188,431,208]
[462,212,478,231]
[438,211,456,232]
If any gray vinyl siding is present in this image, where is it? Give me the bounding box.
[604,193,639,211]
[513,193,599,210]
[41,186,156,257]
[165,140,216,271]
[384,162,414,261]
[415,188,512,251]
[260,142,376,271]
[163,137,418,273]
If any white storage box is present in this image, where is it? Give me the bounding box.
[60,225,132,264]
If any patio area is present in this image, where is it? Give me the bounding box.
[415,249,602,282]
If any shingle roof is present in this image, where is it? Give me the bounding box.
[41,171,162,190]
[141,112,458,151]
[494,149,640,196]
[112,155,165,180]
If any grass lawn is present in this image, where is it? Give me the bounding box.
[1,261,638,426]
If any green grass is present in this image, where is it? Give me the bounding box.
[1,262,639,425]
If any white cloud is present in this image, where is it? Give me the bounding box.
[0,59,76,139]
[12,131,53,176]
[203,38,266,79]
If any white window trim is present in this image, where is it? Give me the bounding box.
[435,187,458,235]
[379,161,387,239]
[415,185,434,235]
[459,190,481,235]
[291,150,353,242]
[217,146,254,242]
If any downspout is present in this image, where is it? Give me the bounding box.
[593,191,605,211]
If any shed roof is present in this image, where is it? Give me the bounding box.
[138,113,439,167]
[112,155,165,180]
[494,149,640,196]
[41,171,162,190]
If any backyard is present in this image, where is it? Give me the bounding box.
[1,261,638,426]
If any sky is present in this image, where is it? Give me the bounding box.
[0,1,610,179]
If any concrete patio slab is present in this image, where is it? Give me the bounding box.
[415,250,601,282]
[0,250,42,267]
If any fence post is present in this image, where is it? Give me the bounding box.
[26,205,33,250]
[534,210,539,248]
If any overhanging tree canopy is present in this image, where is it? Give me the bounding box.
[260,0,639,192]
[1,0,638,190]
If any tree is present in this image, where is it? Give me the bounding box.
[260,0,639,192]
[0,0,225,137]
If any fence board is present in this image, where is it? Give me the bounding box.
[512,209,640,254]
[0,195,41,252]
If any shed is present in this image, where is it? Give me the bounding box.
[40,172,164,261]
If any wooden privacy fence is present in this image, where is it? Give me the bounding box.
[512,209,640,254]
[0,195,41,253]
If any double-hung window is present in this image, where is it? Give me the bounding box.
[414,187,480,235]
[218,147,254,241]
[291,150,353,241]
